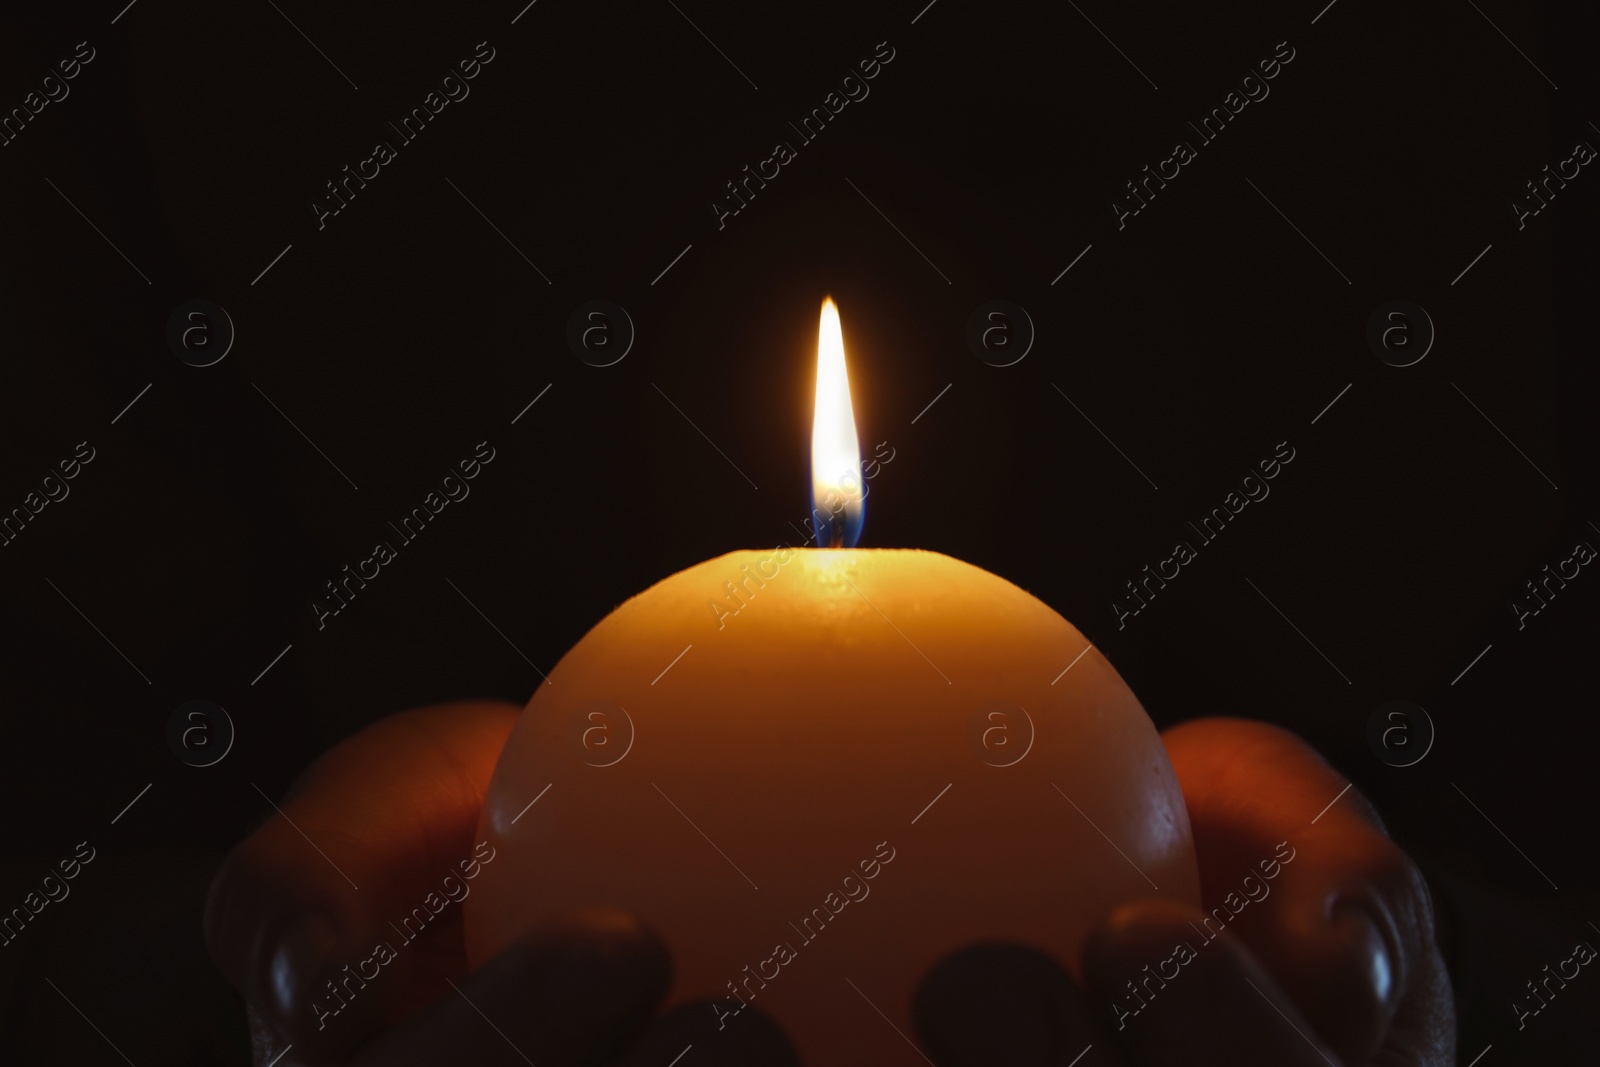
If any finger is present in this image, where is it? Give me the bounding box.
[204,698,522,1061]
[611,1001,801,1067]
[1082,898,1343,1067]
[350,910,670,1067]
[911,942,1132,1067]
[1159,717,1449,1064]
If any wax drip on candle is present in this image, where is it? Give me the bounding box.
[811,297,865,549]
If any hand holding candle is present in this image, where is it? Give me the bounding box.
[205,713,1450,1067]
[201,300,1453,1067]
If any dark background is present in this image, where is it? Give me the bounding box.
[0,0,1595,1062]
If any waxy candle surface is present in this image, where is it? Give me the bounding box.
[467,548,1199,1065]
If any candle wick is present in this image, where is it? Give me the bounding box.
[828,498,845,548]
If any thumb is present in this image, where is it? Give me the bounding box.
[204,699,520,1060]
[1159,718,1454,1064]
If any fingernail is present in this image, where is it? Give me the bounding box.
[1332,901,1400,1017]
[269,912,339,1021]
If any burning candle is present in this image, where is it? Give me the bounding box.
[465,298,1199,1064]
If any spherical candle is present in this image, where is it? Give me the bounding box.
[465,549,1198,1063]
[464,298,1199,1063]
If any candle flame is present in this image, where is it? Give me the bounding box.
[811,297,864,548]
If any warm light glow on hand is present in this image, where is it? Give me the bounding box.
[811,297,864,547]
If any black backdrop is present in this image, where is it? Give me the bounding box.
[1,0,1596,1062]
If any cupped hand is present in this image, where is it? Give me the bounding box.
[203,700,797,1067]
[914,716,1456,1066]
[207,705,1453,1066]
